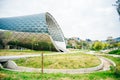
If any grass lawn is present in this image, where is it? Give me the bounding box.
[14,52,100,69]
[0,49,55,56]
[0,50,120,80]
[103,56,120,66]
[108,49,120,55]
[0,55,120,80]
[0,69,119,80]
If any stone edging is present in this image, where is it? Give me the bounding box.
[2,57,105,74]
[100,57,116,67]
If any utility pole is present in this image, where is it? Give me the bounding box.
[41,52,44,74]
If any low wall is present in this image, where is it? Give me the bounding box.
[3,57,105,74]
[2,56,116,74]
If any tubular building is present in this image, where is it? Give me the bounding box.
[0,12,67,52]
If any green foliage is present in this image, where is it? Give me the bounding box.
[1,51,120,80]
[2,31,13,49]
[3,31,13,39]
[0,49,53,56]
[0,69,119,80]
[91,41,110,50]
[14,53,100,69]
[92,41,104,51]
[0,31,57,51]
[110,66,116,73]
[102,43,109,49]
[0,39,3,45]
[0,39,4,49]
[103,56,120,78]
[106,40,120,49]
[117,42,120,49]
[67,39,91,50]
[115,64,120,76]
[8,41,57,51]
[66,45,73,48]
[109,49,120,55]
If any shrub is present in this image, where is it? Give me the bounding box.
[115,64,120,77]
[110,66,116,73]
[8,41,57,51]
[109,49,120,55]
[110,64,120,77]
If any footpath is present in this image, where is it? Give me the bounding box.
[1,51,116,74]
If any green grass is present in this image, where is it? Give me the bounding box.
[0,69,119,80]
[14,52,101,69]
[0,49,55,56]
[104,55,120,65]
[108,49,120,55]
[0,50,120,80]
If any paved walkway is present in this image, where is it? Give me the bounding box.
[0,52,68,62]
[84,51,120,58]
[0,51,79,62]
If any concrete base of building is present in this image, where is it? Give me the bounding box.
[0,63,3,69]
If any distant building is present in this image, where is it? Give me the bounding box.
[107,36,113,40]
[105,36,120,43]
[114,37,120,42]
[86,39,92,42]
[70,37,81,41]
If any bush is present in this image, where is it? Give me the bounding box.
[109,49,120,55]
[8,41,57,51]
[110,65,120,77]
[115,64,120,77]
[110,66,116,73]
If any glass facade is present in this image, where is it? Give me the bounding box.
[0,12,67,52]
[0,14,48,33]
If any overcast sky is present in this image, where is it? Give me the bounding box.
[0,0,120,40]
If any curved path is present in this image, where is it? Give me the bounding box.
[4,56,114,74]
[1,51,116,74]
[84,51,120,58]
[10,58,112,74]
[0,52,66,62]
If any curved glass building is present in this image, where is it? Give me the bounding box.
[0,12,67,52]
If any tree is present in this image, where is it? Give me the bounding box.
[117,42,120,49]
[67,39,77,49]
[30,36,37,50]
[92,41,104,51]
[106,36,116,49]
[2,31,13,49]
[13,38,19,49]
[102,43,109,49]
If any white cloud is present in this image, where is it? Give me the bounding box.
[0,0,119,40]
